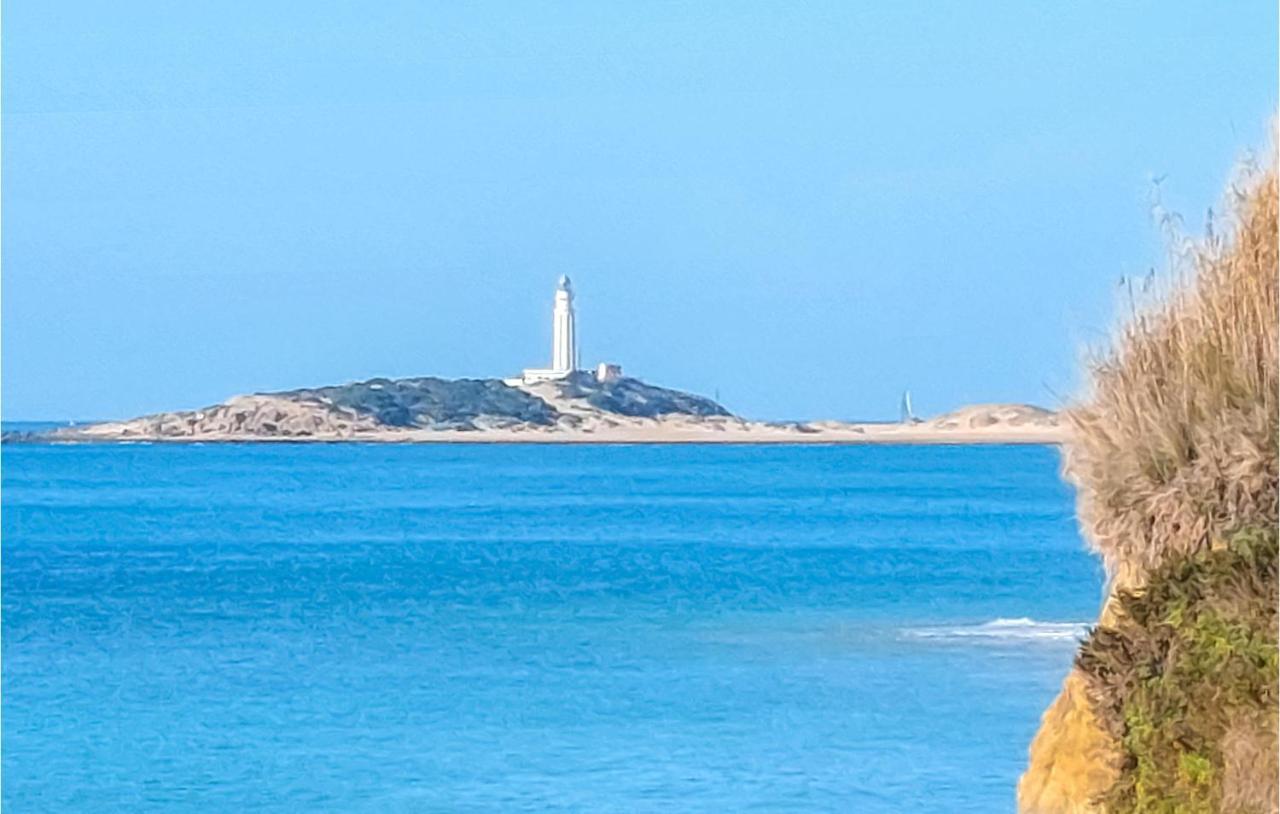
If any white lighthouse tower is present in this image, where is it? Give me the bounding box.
[550,275,576,374]
[518,275,588,384]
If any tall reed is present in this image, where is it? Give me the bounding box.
[1063,156,1278,584]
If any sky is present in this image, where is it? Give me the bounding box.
[3,2,1276,421]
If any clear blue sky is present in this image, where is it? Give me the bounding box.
[3,2,1275,421]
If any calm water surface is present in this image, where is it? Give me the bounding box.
[3,442,1103,812]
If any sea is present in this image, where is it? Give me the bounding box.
[2,434,1104,813]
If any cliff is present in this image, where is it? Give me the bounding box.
[1020,152,1278,812]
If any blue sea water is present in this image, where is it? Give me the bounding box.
[2,441,1104,812]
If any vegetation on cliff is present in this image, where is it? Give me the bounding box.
[277,377,560,429]
[1078,528,1277,813]
[1021,147,1277,814]
[269,373,732,428]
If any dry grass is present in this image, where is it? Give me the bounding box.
[1063,156,1279,583]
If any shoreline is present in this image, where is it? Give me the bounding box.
[13,423,1067,446]
[12,381,1065,448]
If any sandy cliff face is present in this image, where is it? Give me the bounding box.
[1019,670,1119,814]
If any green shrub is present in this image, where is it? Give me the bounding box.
[1077,528,1278,813]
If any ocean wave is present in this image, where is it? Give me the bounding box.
[906,617,1089,643]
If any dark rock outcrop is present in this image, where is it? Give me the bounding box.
[276,377,560,430]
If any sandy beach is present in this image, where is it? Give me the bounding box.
[51,407,1066,446]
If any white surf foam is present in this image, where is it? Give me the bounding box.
[906,617,1089,643]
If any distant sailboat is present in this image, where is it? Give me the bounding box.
[900,390,917,424]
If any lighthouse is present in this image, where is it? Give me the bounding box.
[550,275,576,374]
[517,276,601,384]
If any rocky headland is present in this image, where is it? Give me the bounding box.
[6,373,1061,444]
